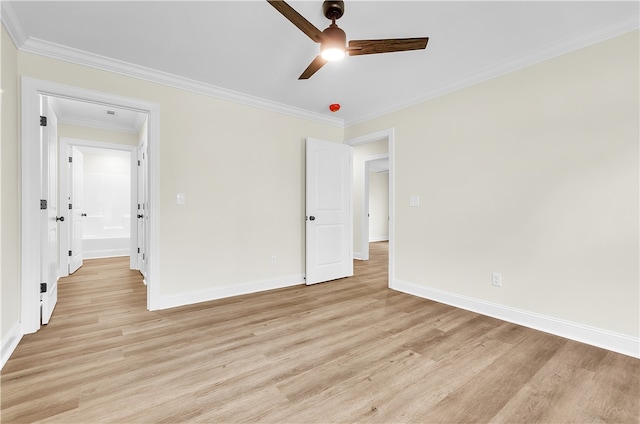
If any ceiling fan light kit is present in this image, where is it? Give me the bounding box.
[267,0,429,80]
[320,25,347,61]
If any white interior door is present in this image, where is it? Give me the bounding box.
[137,139,147,278]
[69,146,84,274]
[305,138,353,285]
[41,96,59,324]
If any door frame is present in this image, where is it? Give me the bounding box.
[345,128,395,287]
[58,138,138,277]
[21,77,161,334]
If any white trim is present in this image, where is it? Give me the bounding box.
[0,1,27,47]
[345,16,640,127]
[21,77,161,333]
[83,249,130,260]
[21,77,43,334]
[1,321,23,370]
[17,37,342,128]
[369,237,389,243]
[392,279,640,359]
[362,160,370,261]
[153,275,305,311]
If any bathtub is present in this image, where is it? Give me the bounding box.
[83,215,132,259]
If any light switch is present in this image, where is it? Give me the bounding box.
[409,195,420,207]
[177,193,186,205]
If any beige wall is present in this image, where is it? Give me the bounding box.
[346,31,639,338]
[2,22,637,353]
[1,25,20,341]
[2,39,341,340]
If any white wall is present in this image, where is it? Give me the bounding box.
[81,148,131,258]
[346,31,639,350]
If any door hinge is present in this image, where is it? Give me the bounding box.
[68,250,72,257]
[138,160,141,166]
[40,283,47,293]
[40,199,48,210]
[69,203,72,210]
[40,116,47,126]
[137,248,140,254]
[69,156,73,163]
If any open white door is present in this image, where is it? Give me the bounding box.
[40,96,59,324]
[305,138,353,285]
[137,135,148,278]
[69,146,84,274]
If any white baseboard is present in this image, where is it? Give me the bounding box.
[392,279,640,359]
[84,249,130,259]
[353,251,364,260]
[153,274,305,311]
[1,321,23,370]
[369,237,389,242]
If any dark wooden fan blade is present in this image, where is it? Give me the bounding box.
[267,0,324,43]
[348,37,429,56]
[299,56,328,79]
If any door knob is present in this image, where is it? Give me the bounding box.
[137,214,144,219]
[81,213,87,217]
[56,216,64,222]
[309,216,316,221]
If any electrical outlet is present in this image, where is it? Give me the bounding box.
[271,256,277,266]
[492,272,502,287]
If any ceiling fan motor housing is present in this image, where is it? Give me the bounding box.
[322,24,346,46]
[323,1,344,20]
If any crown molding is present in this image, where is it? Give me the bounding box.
[345,14,640,128]
[5,3,637,130]
[1,1,27,47]
[15,36,344,128]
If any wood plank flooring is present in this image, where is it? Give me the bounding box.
[2,243,638,423]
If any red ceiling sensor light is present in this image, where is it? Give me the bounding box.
[329,103,341,112]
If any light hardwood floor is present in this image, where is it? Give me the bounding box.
[2,242,638,423]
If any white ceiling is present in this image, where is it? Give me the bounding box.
[3,1,638,128]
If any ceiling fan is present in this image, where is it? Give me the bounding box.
[267,0,429,79]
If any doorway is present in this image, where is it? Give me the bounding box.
[59,140,138,278]
[21,77,160,334]
[54,96,145,280]
[346,128,395,287]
